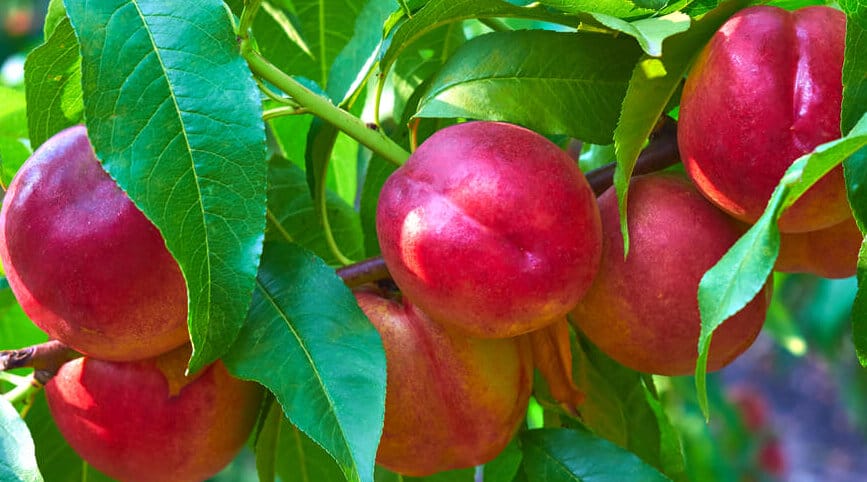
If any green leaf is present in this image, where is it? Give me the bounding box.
[483,438,524,482]
[416,30,642,144]
[64,0,268,372]
[698,113,867,414]
[236,0,386,103]
[379,0,581,84]
[0,397,42,482]
[359,155,397,256]
[23,16,83,150]
[520,428,670,482]
[387,22,466,122]
[0,137,31,189]
[568,331,685,479]
[0,285,46,351]
[43,0,67,40]
[256,401,346,482]
[839,0,867,30]
[305,120,356,265]
[612,0,746,255]
[327,0,397,104]
[266,155,364,265]
[842,18,867,134]
[223,241,386,482]
[255,401,280,482]
[539,0,656,18]
[589,12,690,58]
[0,86,27,139]
[24,392,114,482]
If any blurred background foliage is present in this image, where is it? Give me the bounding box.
[1,1,865,481]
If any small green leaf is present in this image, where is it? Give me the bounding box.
[416,30,642,144]
[266,155,364,265]
[0,397,42,482]
[255,401,346,482]
[0,137,31,189]
[387,22,466,122]
[521,428,670,482]
[223,241,386,482]
[697,113,867,415]
[842,18,867,134]
[23,16,83,150]
[254,402,280,482]
[567,331,685,478]
[379,0,580,84]
[483,438,524,482]
[0,86,27,139]
[327,0,397,104]
[539,0,656,18]
[44,0,67,40]
[305,120,356,265]
[612,0,746,256]
[589,12,690,57]
[64,0,268,372]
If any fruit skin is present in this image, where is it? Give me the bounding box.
[376,121,602,338]
[0,125,189,361]
[775,216,862,279]
[571,173,769,376]
[45,344,262,482]
[679,5,847,233]
[355,290,533,476]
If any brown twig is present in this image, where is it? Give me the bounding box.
[0,117,680,381]
[336,257,392,288]
[0,340,80,384]
[585,115,680,196]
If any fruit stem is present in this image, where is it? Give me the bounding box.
[243,49,411,167]
[3,373,36,405]
[336,257,392,287]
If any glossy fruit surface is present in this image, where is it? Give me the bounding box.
[679,5,847,232]
[776,216,862,279]
[356,290,532,476]
[45,345,262,482]
[571,173,769,375]
[376,121,602,338]
[0,125,189,361]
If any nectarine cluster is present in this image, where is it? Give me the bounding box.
[0,126,261,481]
[365,5,856,472]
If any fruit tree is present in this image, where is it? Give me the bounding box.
[0,0,864,481]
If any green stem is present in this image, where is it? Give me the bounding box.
[238,0,262,39]
[0,372,29,385]
[318,170,354,266]
[244,49,411,167]
[3,373,35,405]
[263,106,308,121]
[479,17,511,32]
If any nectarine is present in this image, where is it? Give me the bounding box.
[376,121,602,338]
[571,173,769,375]
[679,5,848,232]
[355,290,532,476]
[45,345,262,482]
[0,125,189,361]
